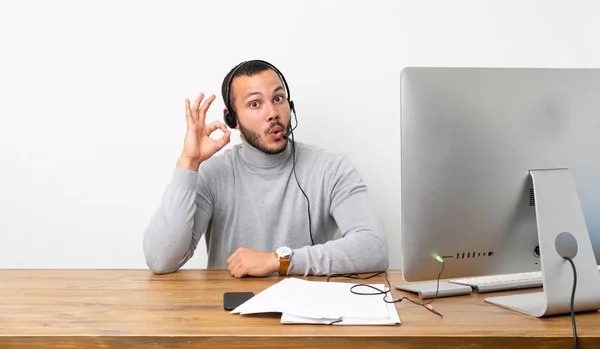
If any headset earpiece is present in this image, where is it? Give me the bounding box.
[223,109,236,128]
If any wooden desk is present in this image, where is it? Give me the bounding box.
[1,269,599,348]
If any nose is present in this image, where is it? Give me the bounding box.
[265,102,279,122]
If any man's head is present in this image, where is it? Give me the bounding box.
[221,60,293,154]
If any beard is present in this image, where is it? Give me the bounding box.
[238,120,290,155]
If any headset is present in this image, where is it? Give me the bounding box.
[223,59,296,138]
[222,59,313,246]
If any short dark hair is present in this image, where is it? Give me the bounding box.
[221,60,280,114]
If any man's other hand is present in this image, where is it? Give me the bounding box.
[226,248,280,278]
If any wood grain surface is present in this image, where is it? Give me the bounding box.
[1,269,599,348]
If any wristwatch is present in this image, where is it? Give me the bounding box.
[275,246,293,275]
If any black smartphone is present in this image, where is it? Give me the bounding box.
[223,291,255,310]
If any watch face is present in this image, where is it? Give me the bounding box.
[276,246,292,258]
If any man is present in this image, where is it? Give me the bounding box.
[143,60,389,277]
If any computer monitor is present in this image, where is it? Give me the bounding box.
[400,67,600,317]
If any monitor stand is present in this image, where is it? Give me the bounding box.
[485,168,600,317]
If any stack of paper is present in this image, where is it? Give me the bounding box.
[230,277,400,325]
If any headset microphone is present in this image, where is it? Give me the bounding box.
[282,124,296,140]
[282,100,298,140]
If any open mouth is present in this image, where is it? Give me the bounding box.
[270,126,284,139]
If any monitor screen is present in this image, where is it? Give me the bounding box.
[400,67,600,284]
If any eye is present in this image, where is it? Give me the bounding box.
[249,101,259,108]
[274,96,284,103]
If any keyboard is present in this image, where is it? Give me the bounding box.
[448,265,600,293]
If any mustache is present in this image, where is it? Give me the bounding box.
[266,121,287,134]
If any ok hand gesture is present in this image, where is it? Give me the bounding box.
[177,93,231,171]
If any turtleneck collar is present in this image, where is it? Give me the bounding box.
[239,136,293,169]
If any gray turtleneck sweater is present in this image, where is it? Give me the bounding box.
[143,139,389,276]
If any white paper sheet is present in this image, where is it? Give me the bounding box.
[231,277,401,325]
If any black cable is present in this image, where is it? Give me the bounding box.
[288,116,314,246]
[327,271,386,282]
[327,261,446,318]
[564,257,578,349]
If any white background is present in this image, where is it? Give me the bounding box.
[1,0,599,270]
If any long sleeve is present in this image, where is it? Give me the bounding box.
[143,166,213,274]
[288,155,389,276]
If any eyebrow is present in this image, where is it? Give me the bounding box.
[243,86,285,100]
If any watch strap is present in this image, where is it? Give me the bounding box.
[279,257,290,275]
